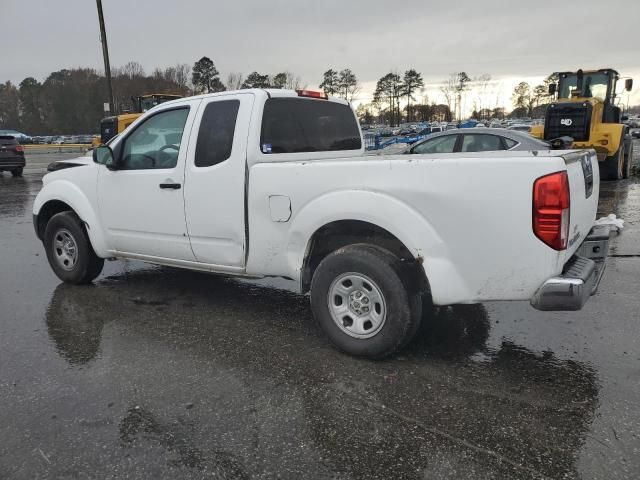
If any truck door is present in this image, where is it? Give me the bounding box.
[183,93,254,267]
[97,100,201,261]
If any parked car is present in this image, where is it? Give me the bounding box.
[628,117,640,128]
[34,88,608,358]
[404,128,549,155]
[632,130,640,139]
[0,129,33,144]
[0,135,25,176]
[507,124,533,132]
[417,126,444,135]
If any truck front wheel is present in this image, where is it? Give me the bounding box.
[600,142,624,181]
[44,211,104,284]
[310,244,422,358]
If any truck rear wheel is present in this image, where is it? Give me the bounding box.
[11,167,23,177]
[600,142,624,181]
[310,244,422,359]
[44,211,104,284]
[623,139,633,179]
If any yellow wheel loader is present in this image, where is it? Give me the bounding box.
[530,69,633,180]
[92,94,183,148]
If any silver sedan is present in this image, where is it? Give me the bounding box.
[404,128,550,155]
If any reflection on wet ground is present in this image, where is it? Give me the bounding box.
[37,273,600,479]
[1,154,639,479]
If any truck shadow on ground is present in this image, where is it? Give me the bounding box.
[43,266,599,479]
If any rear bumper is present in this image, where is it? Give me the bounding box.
[0,156,26,169]
[531,225,611,311]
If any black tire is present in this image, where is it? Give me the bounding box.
[599,141,624,181]
[623,139,633,179]
[11,167,23,177]
[44,211,104,284]
[310,244,422,359]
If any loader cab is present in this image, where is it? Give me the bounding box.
[553,69,632,124]
[133,94,182,114]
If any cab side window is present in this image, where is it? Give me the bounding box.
[120,108,189,170]
[195,100,240,167]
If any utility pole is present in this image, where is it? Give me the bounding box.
[96,0,114,115]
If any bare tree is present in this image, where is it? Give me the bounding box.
[283,71,303,90]
[226,72,244,90]
[174,64,191,91]
[472,74,492,117]
[440,74,457,118]
[118,61,145,80]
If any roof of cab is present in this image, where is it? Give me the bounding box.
[155,89,350,108]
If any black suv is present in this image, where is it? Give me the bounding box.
[0,135,25,177]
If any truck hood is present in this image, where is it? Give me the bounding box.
[43,156,97,185]
[46,155,93,173]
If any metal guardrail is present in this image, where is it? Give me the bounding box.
[24,144,91,154]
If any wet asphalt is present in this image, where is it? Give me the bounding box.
[1,149,639,480]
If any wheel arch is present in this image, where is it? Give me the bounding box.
[300,220,430,296]
[34,180,109,257]
[278,189,469,305]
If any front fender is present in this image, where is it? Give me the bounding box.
[286,190,471,305]
[34,179,109,257]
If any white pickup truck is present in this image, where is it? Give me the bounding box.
[34,89,609,358]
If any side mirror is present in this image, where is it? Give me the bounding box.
[625,78,633,92]
[548,84,557,96]
[93,145,115,168]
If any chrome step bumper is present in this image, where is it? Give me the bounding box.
[531,225,611,311]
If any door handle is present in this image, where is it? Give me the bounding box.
[159,183,181,190]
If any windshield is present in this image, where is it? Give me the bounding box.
[559,72,610,101]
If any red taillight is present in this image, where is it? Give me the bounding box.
[296,89,328,100]
[533,171,570,250]
[14,145,24,153]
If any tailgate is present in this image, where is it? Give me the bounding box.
[562,150,599,261]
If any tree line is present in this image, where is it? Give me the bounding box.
[509,74,558,119]
[0,54,592,135]
[0,56,310,135]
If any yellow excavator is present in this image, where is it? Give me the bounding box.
[92,93,182,147]
[530,68,633,180]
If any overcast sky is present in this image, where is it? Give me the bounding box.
[2,0,640,109]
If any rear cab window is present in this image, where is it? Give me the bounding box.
[260,98,361,154]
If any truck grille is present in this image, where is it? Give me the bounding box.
[544,103,592,142]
